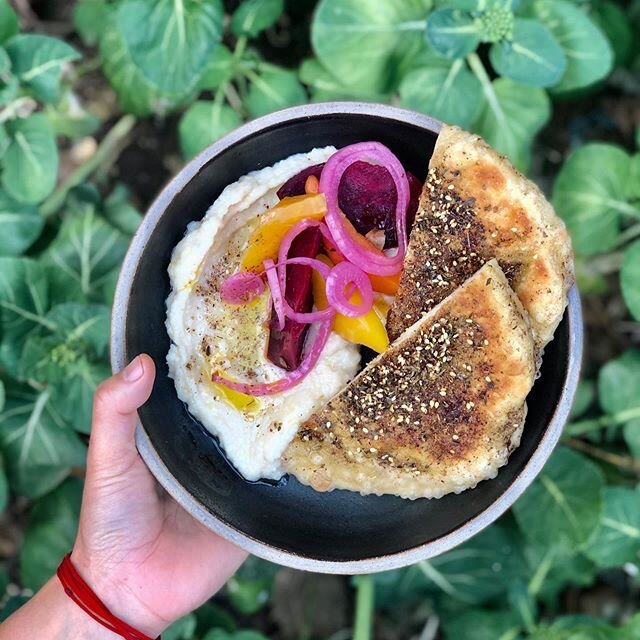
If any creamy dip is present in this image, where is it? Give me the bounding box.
[166,148,361,480]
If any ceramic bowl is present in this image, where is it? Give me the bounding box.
[111,102,582,574]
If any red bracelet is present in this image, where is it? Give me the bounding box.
[57,553,160,640]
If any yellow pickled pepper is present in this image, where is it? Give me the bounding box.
[312,255,389,353]
[240,194,327,272]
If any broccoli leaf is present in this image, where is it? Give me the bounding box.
[0,191,43,256]
[5,35,80,104]
[0,257,50,373]
[0,1,18,45]
[552,144,635,255]
[40,200,128,304]
[73,0,110,47]
[0,452,7,513]
[231,0,284,38]
[425,8,481,59]
[472,77,550,170]
[100,0,223,115]
[245,67,306,118]
[441,609,521,640]
[598,351,640,458]
[311,0,431,94]
[585,487,640,568]
[2,114,58,204]
[20,478,82,590]
[400,59,483,128]
[621,241,640,321]
[530,0,613,93]
[0,383,86,498]
[178,101,242,160]
[489,18,566,87]
[513,446,604,550]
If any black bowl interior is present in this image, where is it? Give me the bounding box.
[124,112,570,562]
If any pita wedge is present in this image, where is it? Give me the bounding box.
[283,260,536,499]
[386,125,574,350]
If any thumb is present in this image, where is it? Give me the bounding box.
[88,354,156,476]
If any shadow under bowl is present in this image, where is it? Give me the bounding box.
[111,102,583,574]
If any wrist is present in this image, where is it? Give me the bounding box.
[69,547,167,638]
[51,576,121,640]
[0,576,118,640]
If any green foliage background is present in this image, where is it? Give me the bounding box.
[1,0,640,638]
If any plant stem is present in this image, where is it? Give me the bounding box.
[39,114,137,219]
[564,406,640,436]
[467,52,506,128]
[578,251,624,276]
[213,35,248,110]
[233,36,248,63]
[255,60,285,74]
[528,547,554,596]
[614,201,640,219]
[419,615,439,640]
[244,67,272,93]
[72,56,102,79]
[224,83,244,112]
[615,222,640,249]
[0,97,37,123]
[397,19,428,31]
[566,438,640,475]
[352,575,375,640]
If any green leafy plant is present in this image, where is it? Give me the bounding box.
[174,0,305,159]
[0,187,134,497]
[2,1,640,639]
[309,0,623,169]
[553,137,640,320]
[0,1,98,208]
[0,0,138,524]
[74,0,304,160]
[68,0,628,172]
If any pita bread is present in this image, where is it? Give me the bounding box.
[283,260,536,499]
[386,125,574,351]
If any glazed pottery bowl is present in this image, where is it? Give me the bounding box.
[111,102,582,574]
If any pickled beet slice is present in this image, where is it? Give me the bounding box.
[338,162,393,235]
[276,160,422,247]
[276,164,324,199]
[266,227,323,371]
[337,161,423,248]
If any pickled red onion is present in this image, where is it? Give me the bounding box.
[220,271,265,304]
[319,142,410,276]
[326,262,374,318]
[277,218,334,293]
[213,143,409,396]
[211,318,334,396]
[263,257,334,324]
[264,259,285,330]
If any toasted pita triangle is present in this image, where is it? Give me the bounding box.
[283,260,535,499]
[386,125,574,350]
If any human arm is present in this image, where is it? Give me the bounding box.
[0,355,247,639]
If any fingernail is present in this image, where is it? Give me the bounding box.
[123,356,144,382]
